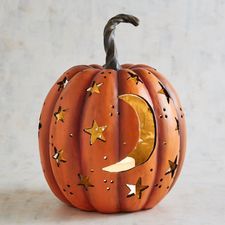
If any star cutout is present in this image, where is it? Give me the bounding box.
[38,121,42,138]
[57,77,68,91]
[83,120,107,145]
[52,147,67,167]
[165,156,178,178]
[126,177,149,199]
[158,82,171,104]
[127,70,143,85]
[86,81,103,96]
[175,117,179,132]
[54,106,66,123]
[77,173,94,191]
[38,114,42,131]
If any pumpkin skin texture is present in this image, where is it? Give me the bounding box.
[38,14,186,213]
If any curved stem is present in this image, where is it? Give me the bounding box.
[103,14,139,71]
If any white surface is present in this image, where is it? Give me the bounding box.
[0,0,225,224]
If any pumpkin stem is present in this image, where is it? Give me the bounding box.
[103,14,139,71]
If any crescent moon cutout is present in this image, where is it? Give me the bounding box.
[102,94,156,173]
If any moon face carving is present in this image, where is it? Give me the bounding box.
[102,94,156,173]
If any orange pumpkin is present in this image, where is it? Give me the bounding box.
[38,14,186,213]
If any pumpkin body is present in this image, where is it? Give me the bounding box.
[38,64,186,213]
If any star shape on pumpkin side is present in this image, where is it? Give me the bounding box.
[57,77,68,91]
[158,82,171,104]
[165,156,178,178]
[52,147,67,167]
[38,121,42,138]
[126,177,149,199]
[83,120,107,145]
[54,106,66,123]
[38,122,42,130]
[127,70,143,85]
[77,173,94,191]
[175,117,180,132]
[86,81,103,96]
[38,114,42,131]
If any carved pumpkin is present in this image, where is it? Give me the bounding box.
[38,14,186,213]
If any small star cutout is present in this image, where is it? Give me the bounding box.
[86,81,103,96]
[175,117,179,132]
[126,177,149,199]
[127,70,143,85]
[158,82,171,104]
[38,121,42,138]
[77,173,94,191]
[57,77,68,91]
[52,147,67,167]
[165,156,178,178]
[83,120,107,145]
[38,122,42,130]
[54,106,66,123]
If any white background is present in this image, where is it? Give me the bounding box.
[0,0,225,224]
